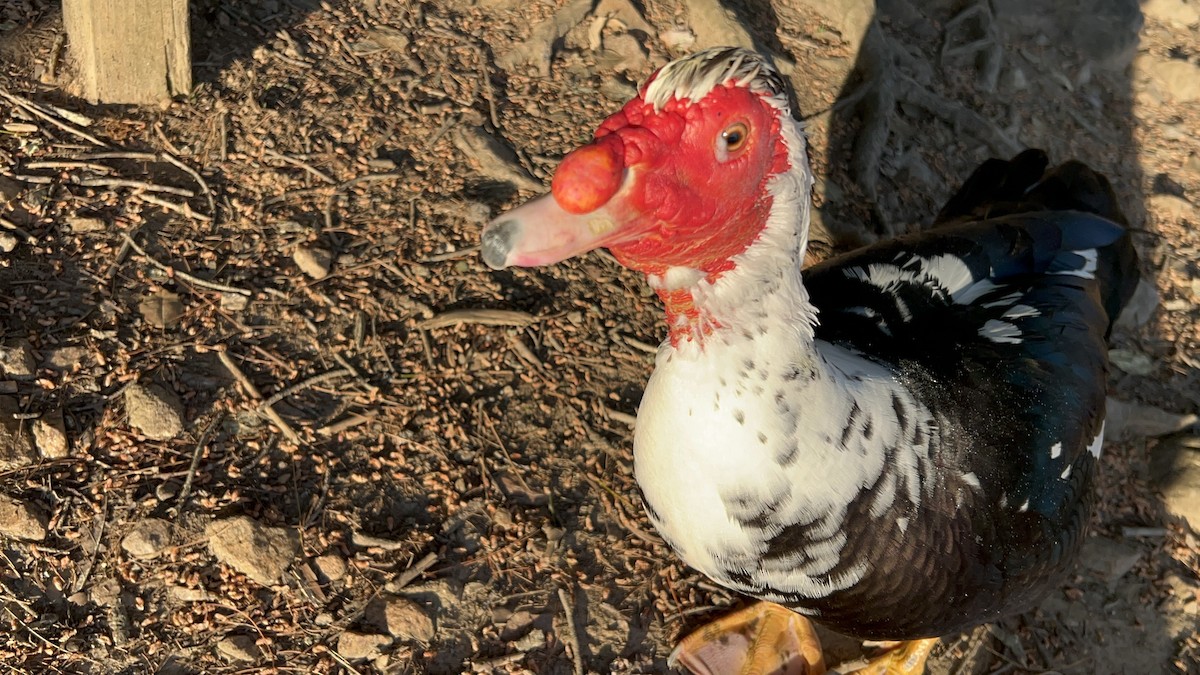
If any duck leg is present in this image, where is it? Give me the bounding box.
[853,638,938,674]
[669,601,826,675]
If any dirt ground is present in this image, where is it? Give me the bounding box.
[0,0,1197,673]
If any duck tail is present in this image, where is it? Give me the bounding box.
[936,149,1139,333]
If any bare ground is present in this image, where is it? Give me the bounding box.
[0,0,1197,673]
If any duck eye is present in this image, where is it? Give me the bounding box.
[717,122,749,162]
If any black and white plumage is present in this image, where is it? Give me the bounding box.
[481,47,1139,646]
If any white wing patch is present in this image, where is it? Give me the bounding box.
[979,319,1022,344]
[1003,304,1041,319]
[844,253,975,300]
[1050,442,1063,459]
[1053,248,1099,279]
[1088,421,1106,458]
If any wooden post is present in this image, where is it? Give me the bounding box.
[62,0,191,104]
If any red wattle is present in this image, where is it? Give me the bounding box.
[551,138,624,214]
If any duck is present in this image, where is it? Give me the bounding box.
[481,47,1139,675]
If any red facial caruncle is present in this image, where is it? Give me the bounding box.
[480,71,793,341]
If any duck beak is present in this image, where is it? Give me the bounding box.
[480,193,630,269]
[481,136,635,270]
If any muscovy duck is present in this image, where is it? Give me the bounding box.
[481,47,1139,675]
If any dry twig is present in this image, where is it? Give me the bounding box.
[217,349,304,445]
[557,586,586,675]
[121,233,250,296]
[0,88,108,147]
[419,308,537,329]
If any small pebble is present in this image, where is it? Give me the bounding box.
[336,631,391,661]
[0,493,48,541]
[217,635,262,662]
[125,383,185,440]
[293,245,333,279]
[121,518,172,558]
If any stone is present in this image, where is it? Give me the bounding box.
[796,0,873,49]
[66,215,106,233]
[1079,536,1143,588]
[314,553,348,582]
[206,515,299,585]
[125,383,185,440]
[0,340,36,378]
[1105,398,1198,440]
[33,408,69,459]
[0,397,36,471]
[1108,348,1155,376]
[44,345,91,371]
[1114,278,1159,330]
[216,634,261,662]
[336,631,391,660]
[1149,434,1200,530]
[1148,193,1199,223]
[220,293,249,312]
[0,493,48,541]
[121,518,172,558]
[1141,0,1200,26]
[293,245,332,280]
[0,233,17,253]
[364,595,435,642]
[1140,56,1200,103]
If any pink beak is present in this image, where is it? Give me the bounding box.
[482,135,634,270]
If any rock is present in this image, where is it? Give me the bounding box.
[1149,434,1200,530]
[66,215,106,233]
[1108,348,1155,376]
[1114,278,1159,330]
[314,553,348,582]
[1079,536,1143,588]
[0,397,36,471]
[684,0,756,51]
[364,595,436,642]
[89,577,122,606]
[1147,193,1199,222]
[216,634,261,662]
[336,631,391,661]
[0,493,48,541]
[220,293,249,312]
[1139,56,1200,103]
[594,0,655,35]
[1105,398,1198,440]
[125,383,185,440]
[168,585,215,602]
[206,515,299,585]
[513,628,546,651]
[451,126,543,192]
[0,340,35,378]
[1141,0,1200,26]
[32,408,69,459]
[292,245,332,280]
[795,0,874,49]
[121,518,172,558]
[44,345,91,371]
[138,290,184,328]
[597,33,648,74]
[599,75,638,102]
[659,27,696,51]
[0,232,17,253]
[1185,152,1200,177]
